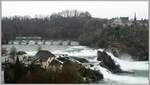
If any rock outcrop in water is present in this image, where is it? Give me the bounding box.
[97,51,133,74]
[71,57,89,63]
[79,67,104,83]
[57,56,103,82]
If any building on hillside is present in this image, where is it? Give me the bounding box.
[139,19,149,26]
[110,17,131,27]
[120,17,129,23]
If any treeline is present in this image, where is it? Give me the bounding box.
[2,10,92,41]
[2,10,148,60]
[79,22,148,60]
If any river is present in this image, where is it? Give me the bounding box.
[2,45,149,84]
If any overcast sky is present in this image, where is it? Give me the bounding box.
[2,1,148,20]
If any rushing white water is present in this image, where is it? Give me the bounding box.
[105,51,148,71]
[2,45,149,84]
[92,64,148,84]
[52,46,149,84]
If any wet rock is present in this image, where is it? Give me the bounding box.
[71,57,89,63]
[79,67,104,82]
[90,64,94,67]
[97,50,127,73]
[57,56,103,82]
[57,57,69,63]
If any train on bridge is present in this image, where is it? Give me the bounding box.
[8,40,79,46]
[8,36,79,46]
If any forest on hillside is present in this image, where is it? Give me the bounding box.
[2,10,148,61]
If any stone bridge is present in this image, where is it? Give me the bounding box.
[8,40,79,46]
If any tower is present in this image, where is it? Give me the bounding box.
[134,13,137,22]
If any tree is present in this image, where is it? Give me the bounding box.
[10,46,17,62]
[14,56,23,82]
[79,11,91,18]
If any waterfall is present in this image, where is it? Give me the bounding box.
[2,45,148,84]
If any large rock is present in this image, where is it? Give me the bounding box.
[97,51,130,73]
[71,57,89,63]
[57,56,103,82]
[104,47,120,57]
[79,67,104,83]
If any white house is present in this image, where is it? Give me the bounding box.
[33,50,56,69]
[110,17,131,27]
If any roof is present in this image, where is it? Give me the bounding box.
[16,51,27,55]
[50,59,63,65]
[34,50,56,61]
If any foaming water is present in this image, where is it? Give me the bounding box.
[53,49,97,57]
[92,64,148,84]
[2,45,148,84]
[105,51,148,71]
[56,46,149,84]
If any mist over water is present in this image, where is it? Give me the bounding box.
[119,53,134,61]
[2,45,149,84]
